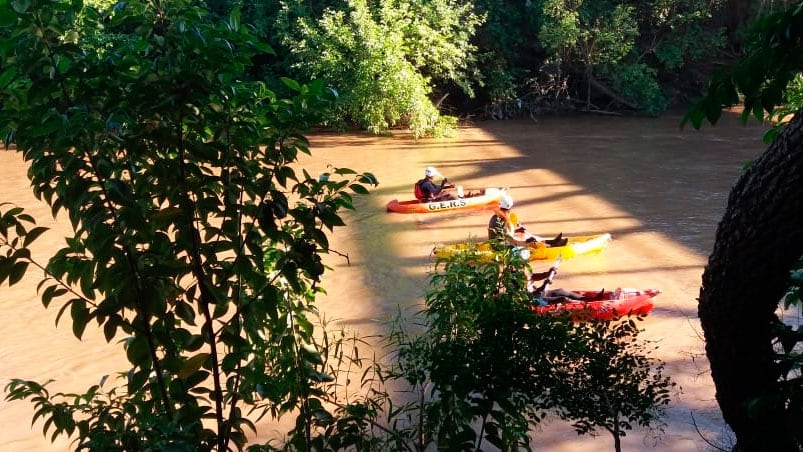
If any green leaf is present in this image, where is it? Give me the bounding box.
[185,334,205,352]
[175,300,196,325]
[79,262,95,300]
[126,336,151,365]
[70,300,90,339]
[103,318,117,342]
[128,368,148,393]
[680,107,705,129]
[281,77,301,92]
[704,99,723,125]
[23,226,48,247]
[32,117,63,138]
[349,183,369,195]
[301,343,323,365]
[41,285,67,308]
[178,353,210,379]
[0,67,17,89]
[228,8,240,31]
[0,257,11,285]
[8,261,29,285]
[0,7,17,27]
[11,0,32,14]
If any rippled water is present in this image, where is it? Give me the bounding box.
[300,112,767,451]
[0,111,768,451]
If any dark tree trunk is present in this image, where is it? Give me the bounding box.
[726,0,751,43]
[699,109,803,451]
[587,74,639,110]
[710,0,754,50]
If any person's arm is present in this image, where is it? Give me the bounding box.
[530,270,552,281]
[506,233,528,247]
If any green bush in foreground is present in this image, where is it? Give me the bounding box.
[281,249,675,452]
[0,1,375,450]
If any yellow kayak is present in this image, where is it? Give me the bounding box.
[432,233,612,261]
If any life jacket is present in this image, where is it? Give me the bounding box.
[488,209,510,240]
[414,179,427,201]
[496,209,517,231]
[488,209,521,240]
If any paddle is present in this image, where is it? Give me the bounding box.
[510,213,559,245]
[438,177,466,198]
[537,254,563,295]
[510,213,545,243]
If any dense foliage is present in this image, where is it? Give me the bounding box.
[0,0,376,449]
[277,0,477,137]
[370,249,675,452]
[769,259,803,449]
[245,247,675,451]
[0,0,681,450]
[507,0,725,115]
[204,0,728,133]
[684,2,803,129]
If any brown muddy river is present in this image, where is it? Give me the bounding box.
[0,111,767,451]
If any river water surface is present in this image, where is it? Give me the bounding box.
[0,111,767,451]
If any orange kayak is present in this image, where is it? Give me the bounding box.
[386,187,506,214]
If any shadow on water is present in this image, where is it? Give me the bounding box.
[306,110,768,324]
[301,110,767,450]
[0,111,768,450]
[474,113,766,254]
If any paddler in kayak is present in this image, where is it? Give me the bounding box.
[527,268,604,305]
[415,166,457,202]
[488,194,566,247]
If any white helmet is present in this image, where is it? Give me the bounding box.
[499,194,514,210]
[424,166,440,177]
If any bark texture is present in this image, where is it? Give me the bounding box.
[699,110,803,451]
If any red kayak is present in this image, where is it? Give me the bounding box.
[533,288,659,321]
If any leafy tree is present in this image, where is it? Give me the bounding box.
[644,0,726,72]
[272,0,480,137]
[412,251,564,450]
[380,248,675,451]
[0,1,376,450]
[538,0,640,107]
[470,0,537,103]
[526,0,723,114]
[685,3,803,450]
[241,244,676,451]
[555,319,675,452]
[153,0,726,119]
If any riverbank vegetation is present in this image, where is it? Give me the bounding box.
[0,0,760,138]
[233,0,727,134]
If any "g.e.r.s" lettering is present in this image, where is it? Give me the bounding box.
[427,199,468,211]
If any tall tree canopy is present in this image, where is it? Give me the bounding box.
[213,0,727,128]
